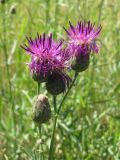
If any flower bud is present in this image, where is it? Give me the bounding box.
[71,53,90,72]
[32,94,51,124]
[46,72,71,95]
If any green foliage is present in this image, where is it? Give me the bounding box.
[0,0,120,159]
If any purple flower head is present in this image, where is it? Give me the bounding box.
[21,33,71,81]
[64,21,102,57]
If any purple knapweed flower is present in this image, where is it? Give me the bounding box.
[21,33,71,82]
[64,21,102,72]
[64,21,102,56]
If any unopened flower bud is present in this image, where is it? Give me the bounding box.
[32,94,51,124]
[46,72,71,95]
[71,53,90,72]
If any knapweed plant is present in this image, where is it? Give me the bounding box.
[21,21,102,160]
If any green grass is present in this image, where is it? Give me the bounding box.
[0,0,120,159]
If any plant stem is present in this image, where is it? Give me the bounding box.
[37,82,40,95]
[38,123,45,160]
[53,96,57,113]
[2,4,16,154]
[48,72,78,160]
[46,0,50,24]
[48,96,57,160]
[57,72,78,115]
[48,114,57,160]
[37,82,44,160]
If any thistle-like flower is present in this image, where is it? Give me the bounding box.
[21,33,71,82]
[64,21,102,72]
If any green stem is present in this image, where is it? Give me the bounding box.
[48,114,57,160]
[2,4,16,154]
[38,124,45,160]
[48,72,78,160]
[48,95,57,160]
[37,82,44,160]
[37,82,40,95]
[46,0,50,24]
[57,72,78,115]
[53,96,57,113]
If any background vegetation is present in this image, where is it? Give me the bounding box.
[0,0,120,159]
